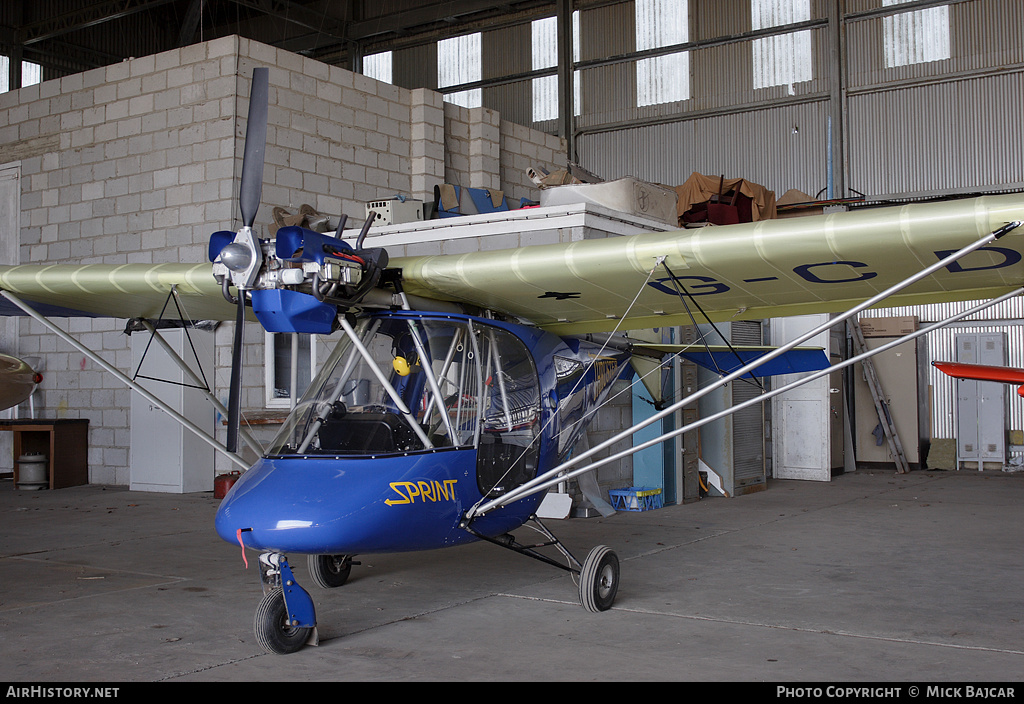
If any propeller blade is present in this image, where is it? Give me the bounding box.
[227,67,267,452]
[239,67,269,229]
[226,293,245,453]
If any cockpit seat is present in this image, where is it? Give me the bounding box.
[317,412,423,454]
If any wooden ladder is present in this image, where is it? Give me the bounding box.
[848,319,909,474]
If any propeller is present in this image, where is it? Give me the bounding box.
[226,67,269,454]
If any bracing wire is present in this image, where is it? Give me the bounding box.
[467,255,668,517]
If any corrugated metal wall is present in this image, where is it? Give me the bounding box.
[576,100,829,192]
[562,0,1024,198]
[846,72,1024,198]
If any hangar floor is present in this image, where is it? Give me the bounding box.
[1,468,1022,683]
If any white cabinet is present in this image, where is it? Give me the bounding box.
[130,329,215,492]
[771,314,834,482]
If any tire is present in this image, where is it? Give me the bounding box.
[253,588,313,655]
[307,554,352,589]
[579,545,619,613]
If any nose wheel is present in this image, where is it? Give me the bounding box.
[255,553,318,655]
[254,588,315,655]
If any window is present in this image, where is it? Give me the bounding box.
[882,0,950,68]
[0,57,41,93]
[474,324,541,497]
[265,332,316,408]
[363,51,393,84]
[532,17,558,122]
[265,315,542,500]
[573,10,582,116]
[438,33,482,108]
[751,0,813,93]
[635,0,689,107]
[531,13,582,122]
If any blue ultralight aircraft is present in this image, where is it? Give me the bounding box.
[2,68,1023,654]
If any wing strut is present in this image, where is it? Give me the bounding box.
[475,285,1024,516]
[0,289,250,470]
[659,260,763,389]
[466,221,1021,519]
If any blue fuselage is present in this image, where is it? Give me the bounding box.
[216,450,546,553]
[215,311,633,556]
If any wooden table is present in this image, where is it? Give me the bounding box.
[0,419,89,489]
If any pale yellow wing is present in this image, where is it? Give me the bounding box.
[394,194,1024,335]
[2,195,1022,332]
[0,262,233,321]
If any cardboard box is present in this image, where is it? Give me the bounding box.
[859,316,919,337]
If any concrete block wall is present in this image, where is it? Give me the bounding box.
[442,102,567,207]
[0,36,572,486]
[1,36,249,484]
[500,121,566,205]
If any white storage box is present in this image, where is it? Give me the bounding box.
[366,199,425,226]
[538,177,678,226]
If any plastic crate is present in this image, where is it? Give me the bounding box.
[608,486,663,512]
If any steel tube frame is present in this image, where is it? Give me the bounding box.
[338,315,433,449]
[297,318,380,453]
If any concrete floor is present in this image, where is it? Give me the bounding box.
[1,468,1023,683]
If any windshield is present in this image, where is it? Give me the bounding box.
[267,315,540,460]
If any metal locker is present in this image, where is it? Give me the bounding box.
[955,332,1007,470]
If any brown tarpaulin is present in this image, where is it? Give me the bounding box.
[674,172,777,223]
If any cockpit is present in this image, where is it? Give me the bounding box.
[267,313,543,497]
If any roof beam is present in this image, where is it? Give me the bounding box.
[21,0,178,45]
[347,1,538,41]
[224,0,348,44]
[177,0,204,48]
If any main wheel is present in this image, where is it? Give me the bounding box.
[254,588,313,655]
[307,554,352,589]
[579,545,619,612]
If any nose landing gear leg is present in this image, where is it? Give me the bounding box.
[255,552,319,655]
